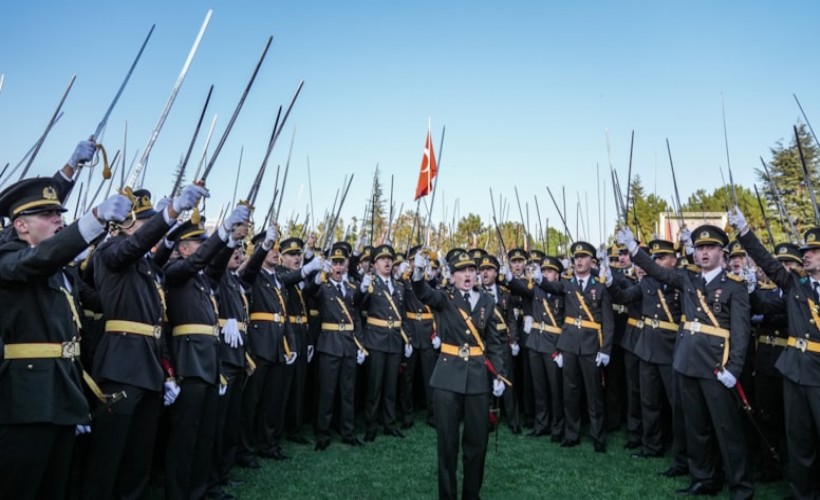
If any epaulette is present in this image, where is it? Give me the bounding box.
[726,273,745,283]
[561,271,574,280]
[684,264,701,273]
[498,284,511,294]
[757,281,777,291]
[596,275,606,284]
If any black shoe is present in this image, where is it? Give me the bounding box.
[561,439,580,448]
[384,428,405,438]
[550,434,563,443]
[675,481,719,496]
[224,479,246,488]
[342,436,365,447]
[314,438,330,451]
[288,434,311,445]
[400,421,414,430]
[594,442,606,453]
[260,447,290,461]
[659,465,689,478]
[624,440,641,450]
[364,431,376,442]
[631,450,662,459]
[237,456,260,470]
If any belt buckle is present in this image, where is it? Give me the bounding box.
[387,319,395,329]
[458,343,470,361]
[650,319,659,329]
[636,320,645,328]
[274,313,281,323]
[539,322,546,332]
[153,325,162,339]
[213,325,220,336]
[338,323,345,332]
[796,338,808,353]
[574,318,582,328]
[61,341,77,359]
[416,313,423,321]
[296,316,303,325]
[690,322,701,333]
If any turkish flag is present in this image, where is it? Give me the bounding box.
[414,129,437,200]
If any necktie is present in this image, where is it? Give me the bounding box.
[578,279,584,292]
[337,283,345,298]
[813,282,820,302]
[463,291,471,310]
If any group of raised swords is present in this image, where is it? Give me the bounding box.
[2,12,820,500]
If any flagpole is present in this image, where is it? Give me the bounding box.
[425,125,445,248]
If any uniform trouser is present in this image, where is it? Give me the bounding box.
[501,349,520,428]
[434,389,490,500]
[0,423,75,500]
[165,377,219,500]
[81,383,162,500]
[624,349,642,444]
[262,361,294,449]
[399,347,419,425]
[670,371,689,471]
[419,348,438,425]
[604,344,626,430]
[365,350,400,433]
[208,366,245,493]
[529,348,564,437]
[638,359,674,455]
[783,377,820,500]
[239,357,269,458]
[754,370,784,478]
[286,329,309,438]
[563,352,605,444]
[519,341,535,424]
[315,352,358,440]
[678,374,753,499]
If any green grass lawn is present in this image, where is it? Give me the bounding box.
[222,416,789,499]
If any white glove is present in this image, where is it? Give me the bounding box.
[728,206,748,233]
[322,259,332,274]
[404,343,414,358]
[746,268,757,293]
[172,184,209,213]
[307,345,315,363]
[616,227,638,253]
[96,194,133,222]
[492,378,505,397]
[360,274,373,293]
[716,368,737,388]
[68,140,96,168]
[510,342,520,357]
[596,246,608,264]
[398,261,410,276]
[156,196,172,214]
[222,204,251,231]
[164,379,181,406]
[603,265,613,287]
[680,228,694,256]
[412,253,428,281]
[221,318,243,349]
[531,265,543,284]
[553,352,564,368]
[500,265,512,283]
[75,424,91,436]
[219,383,227,396]
[356,349,366,365]
[523,316,533,334]
[432,335,441,349]
[301,256,323,278]
[262,225,279,250]
[595,352,611,367]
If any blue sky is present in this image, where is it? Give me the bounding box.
[2,1,819,242]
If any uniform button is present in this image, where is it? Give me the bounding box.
[697,308,701,312]
[27,364,33,369]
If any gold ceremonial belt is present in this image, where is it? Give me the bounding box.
[564,317,601,331]
[612,304,628,314]
[320,322,355,332]
[441,342,483,361]
[105,320,162,339]
[4,341,80,360]
[218,319,247,333]
[627,318,644,328]
[533,322,562,335]
[309,309,320,317]
[406,313,434,321]
[642,317,679,332]
[682,321,729,339]
[83,309,103,320]
[788,336,820,354]
[172,324,219,337]
[757,335,788,348]
[288,315,308,325]
[249,312,285,323]
[366,317,402,329]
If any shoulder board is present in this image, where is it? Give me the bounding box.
[726,273,745,283]
[498,284,510,294]
[684,264,701,273]
[596,276,606,284]
[561,272,573,280]
[757,281,777,290]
